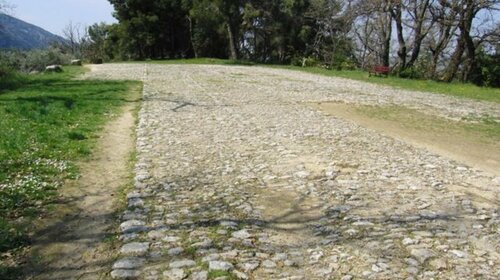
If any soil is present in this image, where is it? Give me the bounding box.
[314,102,500,176]
[23,89,139,280]
[257,185,324,247]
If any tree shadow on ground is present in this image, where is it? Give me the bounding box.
[13,168,479,280]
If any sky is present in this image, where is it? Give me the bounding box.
[7,0,117,36]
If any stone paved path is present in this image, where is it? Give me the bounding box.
[86,64,499,280]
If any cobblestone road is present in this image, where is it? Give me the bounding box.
[86,64,499,280]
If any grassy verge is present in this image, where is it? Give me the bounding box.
[139,58,500,103]
[356,105,500,140]
[316,102,500,174]
[0,66,139,277]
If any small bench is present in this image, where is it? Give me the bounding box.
[369,65,390,77]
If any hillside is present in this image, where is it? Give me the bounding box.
[0,13,66,50]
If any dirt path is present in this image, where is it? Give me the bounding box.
[24,90,139,280]
[314,102,500,176]
[85,64,499,280]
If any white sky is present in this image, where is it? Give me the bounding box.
[7,0,117,36]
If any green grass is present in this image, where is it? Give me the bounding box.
[357,105,500,140]
[0,66,139,258]
[208,270,236,279]
[138,58,500,103]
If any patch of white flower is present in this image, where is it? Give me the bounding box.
[32,158,70,172]
[0,174,49,192]
[0,158,70,193]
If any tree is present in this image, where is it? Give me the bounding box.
[82,23,110,62]
[217,0,243,60]
[108,0,193,59]
[189,0,231,59]
[442,0,499,84]
[62,21,85,58]
[387,0,432,72]
[426,1,459,79]
[306,0,355,68]
[352,0,393,67]
[389,0,407,70]
[406,0,433,68]
[240,0,313,63]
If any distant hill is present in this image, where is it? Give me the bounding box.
[0,13,66,50]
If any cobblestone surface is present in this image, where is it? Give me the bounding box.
[85,64,499,280]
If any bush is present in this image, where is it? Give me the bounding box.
[399,66,424,79]
[291,56,318,67]
[291,56,303,67]
[340,60,357,71]
[477,52,500,88]
[0,66,7,78]
[0,50,24,70]
[21,47,71,72]
[0,47,71,73]
[0,64,24,92]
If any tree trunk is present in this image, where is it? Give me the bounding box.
[442,0,475,82]
[408,34,423,68]
[392,3,407,71]
[442,36,465,82]
[462,12,480,84]
[382,13,392,67]
[430,51,439,79]
[407,0,431,67]
[428,2,457,79]
[227,23,238,60]
[187,16,198,59]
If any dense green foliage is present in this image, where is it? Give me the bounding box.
[107,0,322,63]
[0,67,137,256]
[477,51,500,88]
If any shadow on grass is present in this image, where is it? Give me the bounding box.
[0,78,142,109]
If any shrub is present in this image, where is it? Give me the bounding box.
[477,52,500,88]
[303,57,318,67]
[399,66,424,79]
[0,64,24,92]
[0,47,71,73]
[340,60,357,71]
[291,56,318,67]
[21,47,71,72]
[0,50,24,70]
[291,56,303,67]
